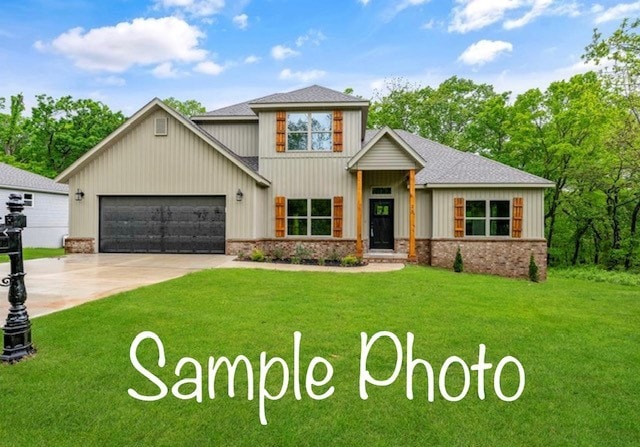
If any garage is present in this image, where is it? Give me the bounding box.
[99,196,225,254]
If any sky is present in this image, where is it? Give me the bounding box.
[0,0,636,115]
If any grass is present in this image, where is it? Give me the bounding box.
[0,266,638,446]
[0,247,64,263]
[550,266,640,287]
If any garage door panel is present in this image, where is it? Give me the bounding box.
[99,196,226,254]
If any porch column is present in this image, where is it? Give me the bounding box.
[408,168,416,261]
[356,170,363,258]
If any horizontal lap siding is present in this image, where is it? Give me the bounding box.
[431,188,545,239]
[68,109,258,242]
[197,122,259,157]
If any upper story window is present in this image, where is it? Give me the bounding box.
[287,112,332,151]
[22,193,34,207]
[465,200,510,236]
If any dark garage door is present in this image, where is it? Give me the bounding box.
[99,196,225,254]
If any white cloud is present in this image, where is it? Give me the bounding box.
[590,3,604,13]
[232,13,249,29]
[295,29,326,47]
[152,62,180,78]
[458,39,513,65]
[594,2,640,23]
[48,17,207,72]
[279,68,326,82]
[271,45,300,60]
[97,75,126,86]
[155,0,225,17]
[244,55,260,64]
[33,40,46,51]
[358,0,370,4]
[421,19,436,29]
[503,0,553,29]
[194,60,225,75]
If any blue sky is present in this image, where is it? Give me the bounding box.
[0,0,636,115]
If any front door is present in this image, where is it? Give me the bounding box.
[370,199,394,250]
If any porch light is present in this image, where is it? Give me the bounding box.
[75,189,85,202]
[236,189,244,202]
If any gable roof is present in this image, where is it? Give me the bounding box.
[348,127,426,171]
[193,101,257,120]
[363,129,554,187]
[0,162,68,195]
[56,98,270,187]
[250,85,367,105]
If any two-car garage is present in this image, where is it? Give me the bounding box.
[99,196,226,254]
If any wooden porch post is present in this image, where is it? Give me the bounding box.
[408,168,416,261]
[356,170,363,258]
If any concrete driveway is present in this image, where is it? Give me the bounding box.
[0,254,236,321]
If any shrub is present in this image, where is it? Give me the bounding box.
[528,254,539,282]
[291,256,301,265]
[294,243,312,260]
[236,251,246,261]
[271,247,285,261]
[341,254,359,267]
[250,248,265,262]
[453,247,463,273]
[318,257,326,266]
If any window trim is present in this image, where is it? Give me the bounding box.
[464,199,511,237]
[22,192,34,207]
[286,112,333,152]
[286,198,333,237]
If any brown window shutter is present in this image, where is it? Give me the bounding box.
[512,197,523,238]
[333,110,343,152]
[454,197,464,237]
[333,196,343,238]
[275,196,286,237]
[276,111,286,152]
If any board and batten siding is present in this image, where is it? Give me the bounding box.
[197,122,259,157]
[353,135,417,171]
[67,109,260,243]
[431,188,545,239]
[0,188,68,248]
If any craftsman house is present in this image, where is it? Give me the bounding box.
[56,85,553,278]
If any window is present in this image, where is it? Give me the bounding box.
[371,187,392,195]
[465,200,510,236]
[22,193,34,207]
[287,198,332,236]
[287,112,332,151]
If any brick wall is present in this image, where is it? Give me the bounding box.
[227,239,357,260]
[430,238,547,280]
[64,237,95,254]
[395,239,431,264]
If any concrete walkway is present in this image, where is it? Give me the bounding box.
[0,254,403,320]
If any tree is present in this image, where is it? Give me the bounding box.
[162,97,206,117]
[0,93,26,156]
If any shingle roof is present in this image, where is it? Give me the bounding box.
[0,162,68,194]
[197,101,256,118]
[363,129,553,186]
[250,85,366,104]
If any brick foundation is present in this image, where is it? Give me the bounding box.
[395,239,431,264]
[64,237,95,254]
[430,239,547,280]
[227,239,357,260]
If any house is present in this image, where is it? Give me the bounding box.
[0,162,69,248]
[56,85,553,279]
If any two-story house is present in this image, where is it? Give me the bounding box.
[56,85,553,279]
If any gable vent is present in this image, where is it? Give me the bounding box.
[155,117,168,136]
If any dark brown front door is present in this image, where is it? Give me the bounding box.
[370,199,394,249]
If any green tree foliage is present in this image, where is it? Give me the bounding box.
[162,97,206,117]
[0,93,26,156]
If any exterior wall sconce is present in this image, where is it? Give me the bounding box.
[75,189,85,202]
[236,189,244,202]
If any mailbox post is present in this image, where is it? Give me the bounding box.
[1,193,35,363]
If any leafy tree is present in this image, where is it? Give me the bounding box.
[162,97,206,117]
[0,93,26,156]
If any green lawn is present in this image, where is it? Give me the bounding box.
[0,247,64,263]
[0,266,638,446]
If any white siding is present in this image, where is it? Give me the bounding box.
[67,109,261,244]
[198,122,259,157]
[431,188,545,239]
[0,188,68,248]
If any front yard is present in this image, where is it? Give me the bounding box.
[0,266,638,446]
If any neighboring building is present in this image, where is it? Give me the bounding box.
[56,85,553,278]
[0,162,68,248]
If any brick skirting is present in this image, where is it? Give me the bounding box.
[64,237,95,254]
[430,238,547,280]
[227,239,357,260]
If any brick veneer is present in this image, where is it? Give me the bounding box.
[430,238,547,280]
[227,239,357,260]
[64,237,95,254]
[395,239,431,264]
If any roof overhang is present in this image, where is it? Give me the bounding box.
[56,98,270,187]
[248,101,370,111]
[347,127,427,171]
[191,115,258,122]
[418,182,555,189]
[0,185,68,195]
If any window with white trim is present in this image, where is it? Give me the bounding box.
[287,112,332,151]
[22,193,34,207]
[465,200,510,236]
[287,198,332,236]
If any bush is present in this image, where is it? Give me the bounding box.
[453,247,463,273]
[341,254,359,267]
[328,248,341,263]
[318,257,326,266]
[528,254,539,282]
[294,243,312,260]
[250,248,265,262]
[271,247,285,261]
[291,256,301,265]
[236,251,246,261]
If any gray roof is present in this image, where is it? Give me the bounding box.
[195,126,261,174]
[250,85,366,105]
[364,129,553,186]
[197,101,256,118]
[0,162,68,194]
